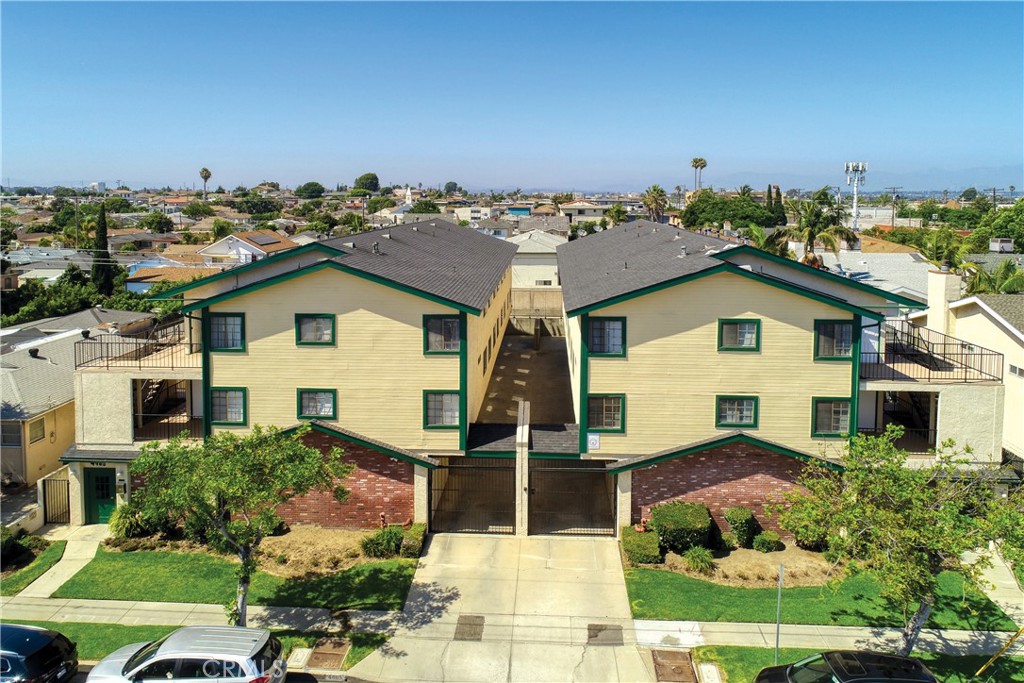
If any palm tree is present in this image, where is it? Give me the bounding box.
[691,158,702,193]
[781,186,854,263]
[674,185,683,207]
[920,227,970,271]
[1010,185,1016,200]
[696,158,708,189]
[641,185,669,223]
[738,184,754,198]
[965,259,1024,294]
[606,203,628,226]
[743,224,793,258]
[199,167,212,201]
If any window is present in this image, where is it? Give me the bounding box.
[423,315,460,354]
[295,314,335,346]
[815,320,854,359]
[297,389,337,420]
[135,659,178,681]
[424,391,460,429]
[588,394,625,432]
[718,319,761,352]
[589,317,626,356]
[535,280,553,286]
[209,313,245,351]
[716,396,759,428]
[28,418,45,443]
[813,398,851,438]
[1,423,21,447]
[210,388,247,425]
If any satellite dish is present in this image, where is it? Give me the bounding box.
[576,229,587,237]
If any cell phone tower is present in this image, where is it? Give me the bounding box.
[845,162,867,232]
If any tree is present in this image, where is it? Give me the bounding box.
[212,218,234,240]
[963,199,1024,254]
[776,427,1004,656]
[960,187,979,202]
[354,173,380,193]
[366,196,396,214]
[773,186,787,226]
[410,199,441,214]
[743,224,791,258]
[139,212,175,234]
[691,158,701,193]
[965,258,1024,294]
[738,184,753,198]
[550,193,573,214]
[444,181,459,195]
[103,196,132,214]
[641,184,669,222]
[347,188,372,198]
[294,181,325,199]
[130,425,353,626]
[606,203,628,226]
[690,158,707,189]
[199,167,212,201]
[236,196,283,216]
[182,202,215,220]
[340,212,365,231]
[674,185,683,207]
[781,186,854,262]
[91,206,115,296]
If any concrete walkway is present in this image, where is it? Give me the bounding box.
[973,547,1024,626]
[18,525,109,598]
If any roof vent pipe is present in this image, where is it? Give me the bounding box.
[28,348,40,358]
[81,330,91,339]
[372,242,381,255]
[679,246,687,258]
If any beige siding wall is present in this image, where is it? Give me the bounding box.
[467,267,513,422]
[207,267,462,451]
[586,271,854,457]
[565,308,582,422]
[22,402,75,484]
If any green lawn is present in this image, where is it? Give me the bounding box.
[626,568,1018,631]
[1,541,67,596]
[692,645,1024,683]
[53,548,415,610]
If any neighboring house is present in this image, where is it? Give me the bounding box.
[2,270,19,291]
[160,244,207,265]
[558,200,608,224]
[453,206,498,223]
[290,231,327,246]
[197,230,298,265]
[468,219,509,238]
[506,230,565,288]
[820,251,935,304]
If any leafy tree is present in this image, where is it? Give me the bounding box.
[444,181,459,195]
[410,199,440,214]
[139,212,175,234]
[964,199,1024,254]
[354,173,380,193]
[294,181,325,199]
[119,243,138,252]
[214,185,226,195]
[960,187,978,202]
[14,187,37,196]
[347,188,372,198]
[91,206,115,296]
[130,425,353,625]
[641,184,669,222]
[776,427,1005,656]
[212,218,234,240]
[606,203,628,226]
[339,212,365,231]
[182,202,215,220]
[773,186,787,226]
[550,193,573,214]
[200,167,212,200]
[103,196,132,214]
[366,196,396,214]
[972,195,993,213]
[232,185,249,197]
[235,196,283,216]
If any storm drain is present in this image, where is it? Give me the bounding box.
[454,614,485,641]
[651,649,697,683]
[586,623,623,646]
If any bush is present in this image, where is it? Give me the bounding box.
[753,530,784,553]
[400,523,427,558]
[360,525,404,558]
[724,507,761,548]
[650,502,712,553]
[720,532,738,551]
[105,537,163,552]
[683,546,715,575]
[109,502,159,539]
[0,525,20,557]
[621,526,663,565]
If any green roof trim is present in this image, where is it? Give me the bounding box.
[280,421,439,470]
[710,245,927,309]
[605,432,844,474]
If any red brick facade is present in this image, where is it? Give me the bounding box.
[630,443,808,533]
[276,431,416,529]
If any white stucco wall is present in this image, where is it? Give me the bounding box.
[75,373,135,448]
[936,384,1005,463]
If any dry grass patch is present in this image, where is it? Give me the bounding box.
[662,546,834,587]
[259,525,370,578]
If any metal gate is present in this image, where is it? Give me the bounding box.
[528,460,615,536]
[42,478,70,524]
[430,457,515,534]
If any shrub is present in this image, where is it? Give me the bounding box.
[621,526,663,565]
[720,532,738,551]
[400,523,427,558]
[1,525,20,557]
[360,525,404,558]
[649,502,712,553]
[683,546,715,574]
[182,515,234,555]
[724,507,761,548]
[753,530,784,553]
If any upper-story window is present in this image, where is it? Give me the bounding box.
[209,313,246,352]
[718,319,761,352]
[297,389,337,420]
[28,418,45,443]
[424,315,460,354]
[716,396,759,428]
[815,320,854,360]
[589,317,626,356]
[424,391,460,428]
[812,398,851,438]
[588,394,625,432]
[1,423,21,447]
[295,314,335,346]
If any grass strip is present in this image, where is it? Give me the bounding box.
[1,541,67,596]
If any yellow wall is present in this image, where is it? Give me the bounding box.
[585,270,854,457]
[565,308,582,422]
[467,268,513,422]
[23,402,75,485]
[207,267,467,452]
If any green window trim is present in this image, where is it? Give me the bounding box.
[423,390,461,430]
[294,313,336,346]
[423,315,461,355]
[588,317,627,357]
[208,312,246,352]
[587,394,626,433]
[814,319,855,361]
[715,395,759,429]
[811,397,853,439]
[28,418,45,444]
[717,318,761,352]
[296,388,338,420]
[210,387,248,426]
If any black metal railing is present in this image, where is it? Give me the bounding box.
[133,414,203,441]
[859,320,1003,383]
[859,427,937,454]
[76,320,201,369]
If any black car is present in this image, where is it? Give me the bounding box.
[0,624,78,683]
[754,650,937,683]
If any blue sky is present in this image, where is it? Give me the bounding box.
[2,2,1022,192]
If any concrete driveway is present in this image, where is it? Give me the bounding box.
[348,534,654,682]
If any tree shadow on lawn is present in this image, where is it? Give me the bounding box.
[827,587,1017,632]
[257,561,418,611]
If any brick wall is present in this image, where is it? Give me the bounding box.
[630,443,807,533]
[276,431,415,529]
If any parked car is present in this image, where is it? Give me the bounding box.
[86,627,285,683]
[754,650,937,683]
[0,624,79,683]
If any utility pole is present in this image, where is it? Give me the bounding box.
[886,185,902,229]
[983,187,1002,206]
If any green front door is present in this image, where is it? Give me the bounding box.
[84,468,116,524]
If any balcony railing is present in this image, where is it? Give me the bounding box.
[134,413,203,442]
[859,320,1003,383]
[76,321,201,370]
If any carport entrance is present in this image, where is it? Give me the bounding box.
[528,459,616,536]
[429,457,515,534]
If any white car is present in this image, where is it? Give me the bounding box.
[86,627,285,683]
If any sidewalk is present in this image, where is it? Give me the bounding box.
[18,525,108,598]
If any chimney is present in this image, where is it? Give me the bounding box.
[28,348,40,358]
[926,269,961,335]
[81,330,91,339]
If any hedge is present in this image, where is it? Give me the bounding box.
[724,507,761,549]
[650,502,712,553]
[621,526,663,565]
[753,530,784,553]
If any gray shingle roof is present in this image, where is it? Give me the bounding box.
[303,420,439,467]
[22,307,155,334]
[975,294,1024,335]
[466,423,579,454]
[556,220,732,314]
[323,221,517,312]
[0,330,79,420]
